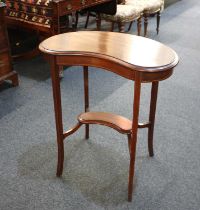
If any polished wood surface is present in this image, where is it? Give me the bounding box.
[39,31,179,202]
[5,0,112,36]
[78,112,132,134]
[0,3,18,86]
[39,31,178,71]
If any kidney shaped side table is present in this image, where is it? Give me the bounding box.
[39,31,179,202]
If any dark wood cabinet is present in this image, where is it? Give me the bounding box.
[0,2,18,86]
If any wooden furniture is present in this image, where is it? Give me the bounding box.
[0,2,18,86]
[39,31,179,201]
[84,0,117,29]
[4,0,113,36]
[99,4,143,33]
[126,0,164,36]
[85,0,143,33]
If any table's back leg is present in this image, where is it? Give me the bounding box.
[50,57,64,177]
[148,81,159,157]
[127,133,132,154]
[128,73,141,202]
[83,66,89,139]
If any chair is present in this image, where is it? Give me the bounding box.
[85,2,143,34]
[84,0,117,30]
[99,4,143,33]
[126,0,164,36]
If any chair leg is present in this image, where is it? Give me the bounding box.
[137,17,142,36]
[74,12,79,29]
[144,14,148,37]
[83,66,89,139]
[148,81,159,157]
[128,21,133,32]
[110,22,115,31]
[71,12,78,30]
[96,13,101,30]
[85,11,90,28]
[156,11,161,34]
[118,22,125,32]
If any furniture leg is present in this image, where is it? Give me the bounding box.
[156,11,160,34]
[128,21,133,32]
[111,22,115,31]
[83,66,89,139]
[10,72,19,86]
[137,17,141,36]
[118,22,125,32]
[96,13,101,30]
[128,72,141,202]
[74,11,79,29]
[50,57,64,177]
[144,14,148,37]
[127,133,132,155]
[85,11,90,28]
[148,81,159,157]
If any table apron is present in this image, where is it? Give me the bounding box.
[56,55,135,80]
[141,68,174,82]
[55,55,174,82]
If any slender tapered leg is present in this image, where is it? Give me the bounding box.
[128,21,133,32]
[137,17,141,36]
[85,11,90,29]
[128,72,142,202]
[148,81,159,157]
[96,13,101,31]
[156,11,160,34]
[111,22,115,32]
[118,22,125,33]
[127,134,132,155]
[74,11,79,30]
[83,66,89,139]
[144,14,148,37]
[50,56,64,177]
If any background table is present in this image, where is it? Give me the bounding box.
[39,31,179,201]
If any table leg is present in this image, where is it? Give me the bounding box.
[148,81,159,157]
[50,57,64,177]
[83,66,89,139]
[127,133,131,154]
[128,73,141,202]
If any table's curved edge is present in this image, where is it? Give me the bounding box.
[39,44,179,73]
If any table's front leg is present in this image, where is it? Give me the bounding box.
[128,72,142,202]
[50,56,64,177]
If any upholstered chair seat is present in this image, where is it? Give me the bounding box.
[126,0,164,36]
[100,4,143,33]
[126,0,163,13]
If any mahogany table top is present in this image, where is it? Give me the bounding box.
[39,31,179,72]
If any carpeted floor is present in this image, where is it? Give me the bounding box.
[0,0,200,209]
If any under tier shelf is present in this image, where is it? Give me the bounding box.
[78,112,132,134]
